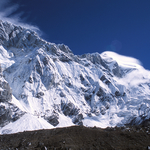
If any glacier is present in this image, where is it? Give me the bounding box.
[0,20,150,134]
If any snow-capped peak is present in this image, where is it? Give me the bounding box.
[101,51,142,69]
[0,20,150,134]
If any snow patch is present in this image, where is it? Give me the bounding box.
[0,114,54,134]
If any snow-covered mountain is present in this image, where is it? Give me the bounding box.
[0,20,150,134]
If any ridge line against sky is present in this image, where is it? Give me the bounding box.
[0,0,40,32]
[0,0,150,70]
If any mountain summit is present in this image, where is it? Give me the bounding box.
[0,20,150,134]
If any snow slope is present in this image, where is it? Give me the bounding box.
[0,114,53,134]
[0,20,150,134]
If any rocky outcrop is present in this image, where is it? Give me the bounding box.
[0,104,11,127]
[0,103,25,127]
[0,20,40,49]
[0,64,12,103]
[0,81,12,103]
[0,63,25,127]
[45,113,59,126]
[61,101,79,117]
[72,114,84,126]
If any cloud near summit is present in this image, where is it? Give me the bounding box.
[0,0,39,32]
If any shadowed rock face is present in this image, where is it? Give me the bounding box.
[45,113,59,126]
[0,80,12,103]
[0,105,11,127]
[0,64,12,103]
[0,20,40,49]
[0,63,25,127]
[0,103,25,127]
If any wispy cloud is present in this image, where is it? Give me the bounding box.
[0,0,39,32]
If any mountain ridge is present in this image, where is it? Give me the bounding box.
[0,20,150,134]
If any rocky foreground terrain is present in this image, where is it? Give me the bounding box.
[0,125,150,150]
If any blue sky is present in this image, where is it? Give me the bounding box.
[1,0,150,70]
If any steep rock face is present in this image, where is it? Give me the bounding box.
[0,63,25,127]
[0,102,25,128]
[0,20,150,134]
[0,77,12,103]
